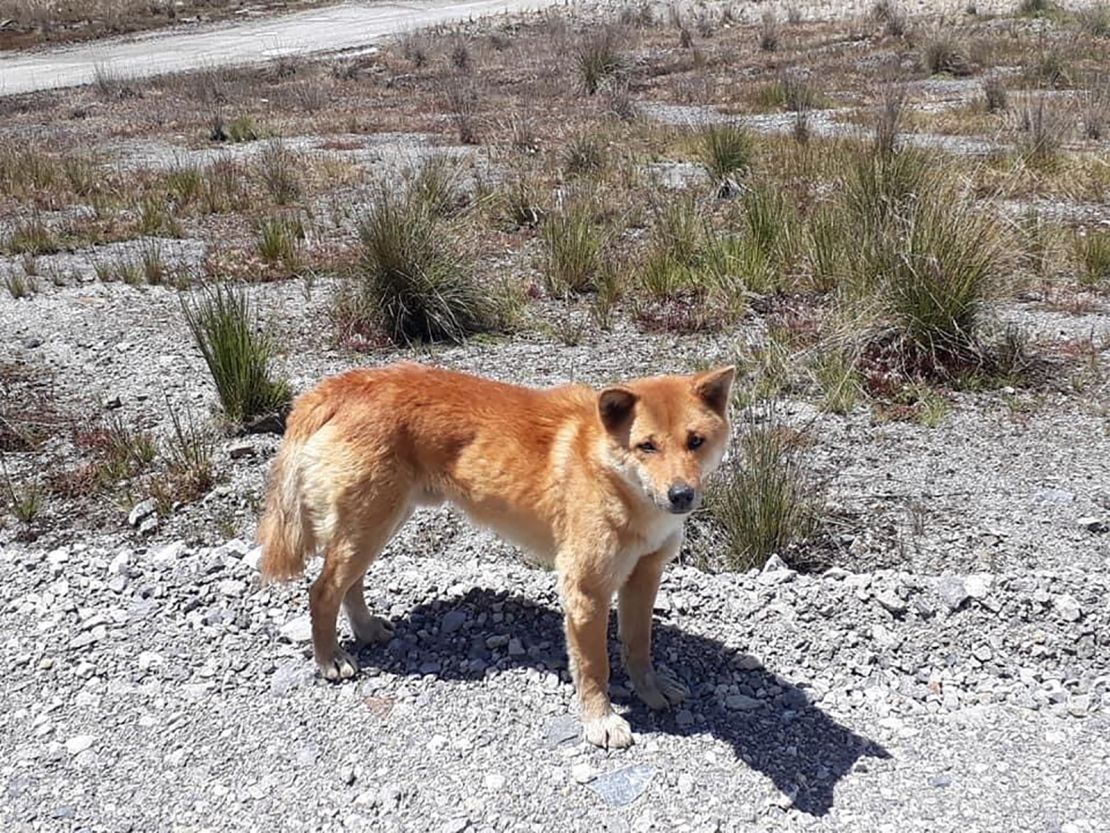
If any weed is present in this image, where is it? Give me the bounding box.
[351,186,492,344]
[577,27,627,94]
[152,401,216,512]
[140,239,166,284]
[7,215,58,255]
[922,32,971,76]
[257,214,304,271]
[444,77,481,145]
[1075,229,1110,287]
[1077,3,1110,36]
[707,404,820,571]
[697,122,754,183]
[983,76,1008,112]
[541,201,608,295]
[4,270,36,299]
[257,140,301,205]
[1015,92,1070,162]
[181,283,292,426]
[759,10,780,52]
[409,155,464,218]
[564,134,608,176]
[813,348,861,414]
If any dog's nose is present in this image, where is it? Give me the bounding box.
[667,483,696,512]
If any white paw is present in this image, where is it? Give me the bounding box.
[350,614,394,645]
[317,648,359,681]
[630,666,689,710]
[583,712,634,749]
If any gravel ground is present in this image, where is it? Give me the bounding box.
[1,535,1108,831]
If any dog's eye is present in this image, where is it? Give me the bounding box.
[636,440,657,453]
[688,435,704,450]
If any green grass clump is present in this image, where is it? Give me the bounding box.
[181,283,291,426]
[707,406,820,571]
[697,122,755,182]
[541,201,609,296]
[1075,229,1110,287]
[350,186,493,344]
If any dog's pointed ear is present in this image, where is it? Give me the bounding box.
[693,365,735,416]
[598,386,638,433]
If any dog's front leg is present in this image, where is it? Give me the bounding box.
[558,563,633,750]
[618,534,689,710]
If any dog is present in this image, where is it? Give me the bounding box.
[258,361,734,748]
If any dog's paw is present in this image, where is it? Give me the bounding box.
[350,614,394,646]
[583,712,633,750]
[317,648,359,681]
[630,666,689,710]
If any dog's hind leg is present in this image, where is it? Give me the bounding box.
[344,505,413,645]
[310,502,409,681]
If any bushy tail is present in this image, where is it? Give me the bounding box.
[257,391,339,582]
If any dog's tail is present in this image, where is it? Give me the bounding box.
[257,390,338,583]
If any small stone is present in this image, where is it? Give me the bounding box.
[1067,694,1091,718]
[138,516,159,535]
[572,763,596,784]
[270,660,313,696]
[725,694,761,711]
[936,576,969,612]
[483,773,506,790]
[1077,517,1108,534]
[103,394,122,410]
[485,634,510,650]
[875,591,907,616]
[1054,594,1082,622]
[586,765,655,807]
[280,616,313,643]
[545,716,580,747]
[65,735,96,755]
[677,773,694,794]
[440,609,467,634]
[973,645,993,662]
[152,541,186,564]
[965,573,992,599]
[108,549,132,576]
[227,439,256,460]
[243,546,264,571]
[137,651,163,671]
[127,499,156,528]
[761,554,789,573]
[676,709,695,727]
[441,819,469,833]
[218,579,245,597]
[928,774,952,788]
[508,637,525,656]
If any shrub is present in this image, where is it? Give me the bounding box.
[922,33,972,76]
[983,76,1008,112]
[759,10,780,51]
[257,140,301,205]
[577,27,627,94]
[353,187,492,343]
[707,406,820,571]
[1077,3,1110,36]
[697,122,754,182]
[181,283,291,426]
[257,214,304,271]
[541,201,608,295]
[7,216,58,255]
[1015,92,1070,161]
[564,134,608,176]
[881,192,1000,358]
[1075,229,1110,287]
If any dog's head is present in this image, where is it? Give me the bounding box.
[597,366,735,515]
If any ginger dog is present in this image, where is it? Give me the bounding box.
[258,362,734,748]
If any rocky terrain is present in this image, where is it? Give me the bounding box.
[3,0,1110,830]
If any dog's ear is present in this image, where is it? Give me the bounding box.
[598,386,638,434]
[693,365,735,416]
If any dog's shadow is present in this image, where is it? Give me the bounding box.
[355,587,889,817]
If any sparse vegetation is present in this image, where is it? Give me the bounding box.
[696,122,754,183]
[541,201,610,296]
[576,27,627,94]
[181,283,292,426]
[1075,229,1110,287]
[707,406,821,571]
[345,184,493,344]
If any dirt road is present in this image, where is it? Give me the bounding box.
[0,0,559,97]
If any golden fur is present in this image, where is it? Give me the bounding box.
[258,361,734,748]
